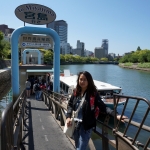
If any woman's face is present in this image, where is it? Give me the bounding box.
[79,74,88,90]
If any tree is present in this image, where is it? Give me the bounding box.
[147,52,150,62]
[0,31,11,59]
[0,31,4,58]
[44,50,53,64]
[137,46,141,51]
[60,54,65,63]
[100,57,108,61]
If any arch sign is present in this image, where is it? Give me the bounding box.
[11,4,60,101]
[15,3,56,25]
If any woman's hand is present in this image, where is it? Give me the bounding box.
[66,118,72,127]
[117,115,128,123]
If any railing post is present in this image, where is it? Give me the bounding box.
[102,115,110,150]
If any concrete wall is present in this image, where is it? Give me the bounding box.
[0,59,11,69]
[0,69,11,100]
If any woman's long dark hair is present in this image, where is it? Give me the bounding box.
[75,71,97,97]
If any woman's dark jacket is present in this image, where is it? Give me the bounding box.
[66,92,115,131]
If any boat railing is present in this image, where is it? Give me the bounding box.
[1,89,26,150]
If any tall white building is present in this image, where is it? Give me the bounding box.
[47,20,68,43]
[60,42,72,55]
[75,40,85,57]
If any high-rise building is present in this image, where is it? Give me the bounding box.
[47,20,68,43]
[94,47,105,59]
[60,42,72,55]
[94,39,109,59]
[75,40,85,57]
[101,39,108,56]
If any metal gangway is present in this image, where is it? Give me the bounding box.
[1,89,150,150]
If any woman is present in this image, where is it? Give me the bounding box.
[66,71,127,150]
[25,78,31,98]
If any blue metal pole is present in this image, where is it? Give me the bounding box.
[11,26,60,102]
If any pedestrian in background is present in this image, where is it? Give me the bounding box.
[33,80,40,100]
[25,78,31,98]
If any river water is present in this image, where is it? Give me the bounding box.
[60,64,150,150]
[1,64,150,149]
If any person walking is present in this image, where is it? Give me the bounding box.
[66,71,127,150]
[33,80,40,100]
[25,78,31,98]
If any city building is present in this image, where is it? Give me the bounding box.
[74,40,85,57]
[0,24,14,35]
[94,47,105,59]
[108,53,116,61]
[60,42,72,55]
[84,49,94,57]
[101,39,108,56]
[0,24,15,43]
[94,39,109,59]
[47,20,68,43]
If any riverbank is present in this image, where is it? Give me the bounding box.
[119,63,150,72]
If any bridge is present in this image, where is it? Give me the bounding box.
[1,89,150,150]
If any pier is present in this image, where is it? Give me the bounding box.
[1,89,150,150]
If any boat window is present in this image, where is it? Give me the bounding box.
[98,90,121,96]
[113,90,121,94]
[98,90,113,96]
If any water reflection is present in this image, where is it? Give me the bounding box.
[0,89,12,116]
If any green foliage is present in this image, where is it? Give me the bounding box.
[100,57,108,61]
[44,50,53,63]
[124,62,133,66]
[0,31,3,41]
[0,31,11,59]
[137,46,141,51]
[120,49,150,63]
[137,63,150,68]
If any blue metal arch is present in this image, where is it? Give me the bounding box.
[11,26,60,99]
[23,49,41,65]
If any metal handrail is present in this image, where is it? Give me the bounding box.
[42,90,150,150]
[1,89,150,150]
[113,94,150,150]
[1,102,13,150]
[1,89,26,150]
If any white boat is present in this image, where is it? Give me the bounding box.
[51,70,126,108]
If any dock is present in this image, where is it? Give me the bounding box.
[1,90,150,150]
[22,96,75,150]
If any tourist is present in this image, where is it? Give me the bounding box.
[66,71,127,150]
[30,76,34,95]
[25,78,31,98]
[33,80,41,100]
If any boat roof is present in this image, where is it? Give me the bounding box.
[59,75,122,91]
[26,68,62,73]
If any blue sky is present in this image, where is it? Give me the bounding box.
[1,0,150,55]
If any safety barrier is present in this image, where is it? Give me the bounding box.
[1,89,26,150]
[42,90,150,150]
[1,89,150,150]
